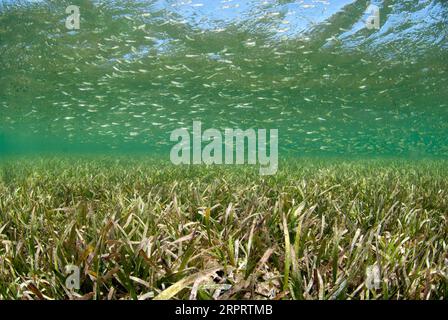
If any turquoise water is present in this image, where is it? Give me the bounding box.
[1,0,447,158]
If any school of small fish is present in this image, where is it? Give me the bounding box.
[0,0,447,156]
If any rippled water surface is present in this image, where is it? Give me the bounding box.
[1,0,447,157]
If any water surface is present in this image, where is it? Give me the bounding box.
[1,0,447,158]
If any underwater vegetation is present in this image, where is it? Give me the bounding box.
[0,0,447,301]
[0,158,446,300]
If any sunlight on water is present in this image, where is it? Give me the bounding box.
[0,0,447,157]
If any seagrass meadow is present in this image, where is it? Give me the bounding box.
[1,0,448,301]
[0,157,447,300]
